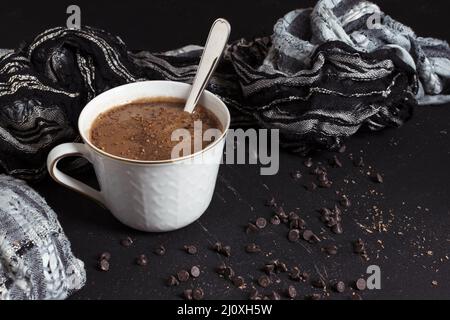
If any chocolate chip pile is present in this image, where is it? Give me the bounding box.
[92,141,446,300]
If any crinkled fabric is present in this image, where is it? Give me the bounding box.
[0,0,449,180]
[0,175,86,300]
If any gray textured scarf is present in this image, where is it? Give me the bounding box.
[0,175,86,299]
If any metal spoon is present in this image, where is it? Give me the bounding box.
[184,18,231,113]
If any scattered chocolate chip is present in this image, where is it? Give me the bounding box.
[232,276,246,288]
[135,254,148,266]
[245,243,261,253]
[291,171,302,180]
[184,245,198,255]
[216,264,235,280]
[372,173,384,183]
[334,281,346,293]
[154,245,166,256]
[258,275,271,288]
[289,267,309,282]
[98,259,110,272]
[338,145,347,153]
[177,270,190,282]
[290,217,306,230]
[288,229,300,242]
[304,157,313,168]
[312,278,326,289]
[353,239,369,260]
[302,230,320,243]
[263,263,275,275]
[166,275,179,286]
[287,285,297,299]
[322,244,338,255]
[432,280,438,287]
[213,242,231,257]
[99,252,111,261]
[183,289,193,300]
[340,194,351,208]
[120,236,133,247]
[190,265,201,278]
[270,215,281,225]
[192,288,204,300]
[255,217,267,229]
[246,222,259,234]
[355,278,367,291]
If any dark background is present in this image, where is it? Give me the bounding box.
[1,0,450,300]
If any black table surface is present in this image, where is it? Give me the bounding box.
[2,0,450,300]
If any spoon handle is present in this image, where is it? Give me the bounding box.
[184,18,231,113]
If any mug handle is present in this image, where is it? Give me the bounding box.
[47,143,106,207]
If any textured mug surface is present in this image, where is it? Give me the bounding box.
[47,81,230,232]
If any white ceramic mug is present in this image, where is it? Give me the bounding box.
[47,81,230,232]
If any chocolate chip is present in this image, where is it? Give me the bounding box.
[245,243,261,253]
[120,236,133,247]
[99,252,111,261]
[135,254,148,266]
[287,285,297,299]
[263,263,275,275]
[154,245,166,256]
[216,264,235,279]
[246,223,259,234]
[258,275,271,288]
[290,218,306,230]
[288,229,300,242]
[355,278,366,291]
[270,215,281,225]
[232,276,245,288]
[322,244,338,255]
[289,267,309,282]
[98,259,109,272]
[249,289,262,300]
[302,229,320,243]
[304,157,313,168]
[190,266,201,278]
[255,217,267,229]
[340,195,351,208]
[184,245,197,255]
[192,288,204,300]
[177,270,190,282]
[291,171,302,180]
[334,281,346,293]
[338,145,347,153]
[166,275,179,286]
[372,173,384,183]
[183,289,193,300]
[213,242,231,257]
[312,278,326,289]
